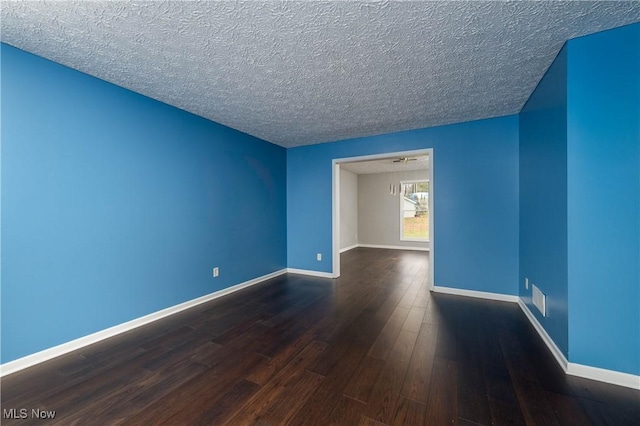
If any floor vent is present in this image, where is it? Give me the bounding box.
[532,284,546,317]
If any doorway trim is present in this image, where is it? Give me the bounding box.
[332,148,434,289]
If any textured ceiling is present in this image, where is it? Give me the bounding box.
[2,1,639,148]
[341,155,429,175]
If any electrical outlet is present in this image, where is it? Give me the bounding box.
[213,267,219,278]
[525,277,529,290]
[316,253,322,261]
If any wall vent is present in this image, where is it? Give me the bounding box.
[532,284,546,317]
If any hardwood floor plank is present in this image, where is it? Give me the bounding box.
[247,326,319,385]
[224,340,327,425]
[58,346,148,380]
[33,345,175,415]
[514,319,573,396]
[255,320,309,358]
[481,351,517,401]
[0,353,85,407]
[286,338,373,426]
[424,357,458,425]
[401,306,426,333]
[398,289,418,308]
[358,415,389,426]
[456,323,491,425]
[499,330,561,425]
[434,319,458,361]
[568,374,640,423]
[458,419,486,426]
[191,379,261,426]
[483,362,527,425]
[2,248,638,425]
[193,322,272,368]
[343,356,387,403]
[141,335,217,371]
[325,396,367,426]
[307,295,389,377]
[545,391,594,426]
[211,312,271,345]
[576,396,637,426]
[392,397,426,426]
[259,370,325,425]
[487,399,526,426]
[53,358,209,425]
[400,322,438,403]
[105,361,209,421]
[125,351,268,425]
[367,305,411,361]
[412,286,430,308]
[422,295,442,325]
[138,325,201,350]
[364,329,419,424]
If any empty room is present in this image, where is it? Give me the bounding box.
[1,2,639,425]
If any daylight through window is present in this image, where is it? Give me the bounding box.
[400,180,429,241]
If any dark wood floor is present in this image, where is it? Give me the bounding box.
[2,248,639,425]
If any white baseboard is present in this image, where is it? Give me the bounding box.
[567,362,640,390]
[4,271,637,390]
[518,299,640,390]
[432,285,519,303]
[0,269,287,378]
[286,268,335,279]
[517,299,569,371]
[339,244,359,253]
[432,290,639,389]
[357,243,429,252]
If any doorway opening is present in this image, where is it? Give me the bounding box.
[332,148,434,289]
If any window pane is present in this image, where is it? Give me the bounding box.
[403,213,428,239]
[401,181,429,240]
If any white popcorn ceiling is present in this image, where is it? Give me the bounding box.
[2,1,639,148]
[341,155,429,175]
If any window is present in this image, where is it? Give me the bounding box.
[400,180,429,241]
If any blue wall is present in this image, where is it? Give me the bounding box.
[287,116,520,295]
[518,23,640,376]
[567,24,640,375]
[1,44,287,363]
[519,46,569,357]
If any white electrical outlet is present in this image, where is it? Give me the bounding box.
[213,267,219,278]
[316,253,322,261]
[532,284,546,317]
[525,277,529,290]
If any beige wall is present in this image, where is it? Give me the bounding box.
[357,169,429,249]
[339,168,359,250]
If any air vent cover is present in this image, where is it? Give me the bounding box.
[532,284,546,317]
